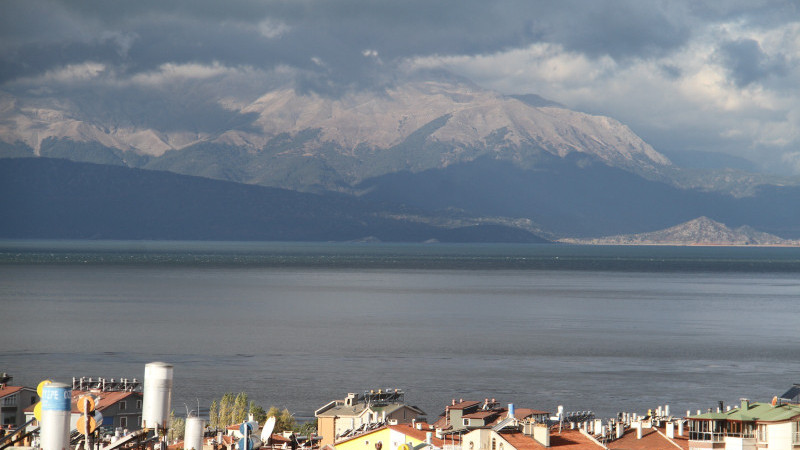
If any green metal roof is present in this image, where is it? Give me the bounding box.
[690,402,800,423]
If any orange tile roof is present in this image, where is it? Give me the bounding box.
[70,390,141,413]
[606,426,686,450]
[500,429,604,450]
[463,410,502,419]
[0,386,28,398]
[514,408,550,418]
[388,423,446,446]
[450,401,481,410]
[336,423,446,447]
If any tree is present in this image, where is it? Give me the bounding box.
[250,402,267,425]
[232,392,250,424]
[277,408,296,433]
[218,393,235,427]
[168,410,185,442]
[209,393,269,428]
[209,401,219,429]
[296,419,317,436]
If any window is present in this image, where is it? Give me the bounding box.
[463,419,469,426]
[138,416,142,426]
[119,401,127,411]
[136,400,142,409]
[2,394,16,407]
[757,424,767,442]
[793,421,800,444]
[491,438,496,450]
[120,416,128,428]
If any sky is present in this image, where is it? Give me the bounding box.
[1,0,799,175]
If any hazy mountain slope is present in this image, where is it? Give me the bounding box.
[0,158,547,243]
[356,156,800,239]
[563,217,797,245]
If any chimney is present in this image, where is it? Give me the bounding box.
[508,404,515,419]
[665,405,670,417]
[426,432,432,446]
[741,399,750,410]
[636,422,642,439]
[615,423,623,439]
[678,420,684,436]
[666,422,674,438]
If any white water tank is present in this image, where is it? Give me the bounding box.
[184,417,206,450]
[142,362,173,430]
[40,382,72,450]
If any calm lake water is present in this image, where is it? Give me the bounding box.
[1,241,799,421]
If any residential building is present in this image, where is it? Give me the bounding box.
[24,389,144,431]
[334,423,448,450]
[687,398,800,449]
[433,399,549,434]
[0,377,38,428]
[461,420,604,450]
[315,390,425,447]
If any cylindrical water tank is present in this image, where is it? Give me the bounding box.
[142,362,173,430]
[184,417,206,450]
[40,382,72,450]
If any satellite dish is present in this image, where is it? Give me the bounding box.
[261,416,276,443]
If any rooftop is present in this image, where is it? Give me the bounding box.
[690,401,800,423]
[499,429,604,450]
[606,425,688,450]
[0,385,32,398]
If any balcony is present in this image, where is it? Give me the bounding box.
[689,431,725,442]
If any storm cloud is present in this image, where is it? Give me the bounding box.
[1,0,799,174]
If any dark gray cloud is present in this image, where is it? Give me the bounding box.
[1,0,798,174]
[715,38,787,87]
[0,0,705,88]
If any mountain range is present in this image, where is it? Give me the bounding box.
[1,79,798,243]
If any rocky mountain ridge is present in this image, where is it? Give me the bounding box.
[0,80,672,187]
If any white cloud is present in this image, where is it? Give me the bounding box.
[128,61,240,86]
[256,19,290,39]
[403,18,800,174]
[17,62,108,85]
